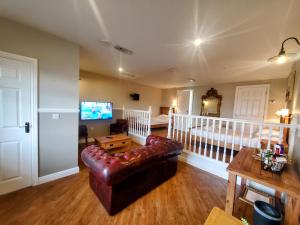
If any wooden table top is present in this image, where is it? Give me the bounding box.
[227,148,300,199]
[204,207,243,225]
[95,134,132,144]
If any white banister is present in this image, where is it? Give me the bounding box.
[168,113,298,167]
[167,107,172,138]
[147,106,152,136]
[122,106,152,141]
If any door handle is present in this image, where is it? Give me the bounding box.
[25,122,30,133]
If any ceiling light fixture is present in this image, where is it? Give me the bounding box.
[188,78,196,82]
[193,38,203,47]
[118,67,123,72]
[268,37,300,64]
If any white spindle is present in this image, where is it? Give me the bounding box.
[176,115,179,141]
[216,120,222,161]
[210,119,215,158]
[257,123,263,149]
[279,126,283,145]
[167,108,172,138]
[267,125,273,150]
[198,118,203,154]
[122,105,125,119]
[193,117,198,152]
[172,114,176,139]
[184,116,189,150]
[239,122,245,150]
[188,117,193,151]
[248,123,253,147]
[180,116,184,143]
[147,106,152,136]
[230,121,236,162]
[222,121,229,163]
[204,118,209,157]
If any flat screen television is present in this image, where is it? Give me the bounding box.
[80,101,113,120]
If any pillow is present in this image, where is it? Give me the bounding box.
[255,128,280,138]
[158,114,168,119]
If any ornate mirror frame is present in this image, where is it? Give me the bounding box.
[201,88,222,117]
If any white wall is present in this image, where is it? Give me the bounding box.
[80,70,162,137]
[162,78,287,122]
[0,17,79,176]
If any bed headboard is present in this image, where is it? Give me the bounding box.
[160,107,175,115]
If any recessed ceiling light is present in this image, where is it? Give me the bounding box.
[193,38,203,47]
[118,67,123,72]
[188,78,195,82]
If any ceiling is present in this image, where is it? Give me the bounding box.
[0,0,299,88]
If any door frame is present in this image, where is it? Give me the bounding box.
[233,84,270,120]
[0,50,39,186]
[176,89,194,115]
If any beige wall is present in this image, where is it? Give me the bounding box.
[80,71,162,137]
[0,18,79,176]
[162,78,287,122]
[290,61,300,175]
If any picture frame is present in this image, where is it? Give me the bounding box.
[286,70,296,102]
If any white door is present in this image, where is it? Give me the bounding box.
[233,85,269,121]
[0,54,34,194]
[177,89,193,115]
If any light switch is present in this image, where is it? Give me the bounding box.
[52,113,60,120]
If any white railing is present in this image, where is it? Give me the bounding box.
[122,106,151,138]
[167,110,298,164]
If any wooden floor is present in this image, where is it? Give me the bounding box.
[0,130,252,225]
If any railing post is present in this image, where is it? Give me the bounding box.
[122,105,125,119]
[147,106,152,136]
[167,107,173,138]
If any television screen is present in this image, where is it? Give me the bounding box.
[80,102,113,120]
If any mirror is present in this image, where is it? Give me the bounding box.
[201,88,222,117]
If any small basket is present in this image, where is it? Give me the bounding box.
[261,149,287,173]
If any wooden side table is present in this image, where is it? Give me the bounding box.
[204,207,243,225]
[226,148,300,225]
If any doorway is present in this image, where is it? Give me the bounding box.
[176,89,193,115]
[0,51,38,194]
[233,84,269,121]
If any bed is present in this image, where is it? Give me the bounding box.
[150,107,174,128]
[187,121,289,152]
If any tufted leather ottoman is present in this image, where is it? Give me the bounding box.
[81,135,183,215]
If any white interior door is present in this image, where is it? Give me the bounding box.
[233,85,269,121]
[0,54,34,194]
[177,89,193,115]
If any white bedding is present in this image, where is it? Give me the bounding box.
[190,126,280,148]
[151,114,169,125]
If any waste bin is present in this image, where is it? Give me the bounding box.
[253,201,282,225]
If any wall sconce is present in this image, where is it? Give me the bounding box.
[268,37,300,64]
[276,108,289,117]
[172,99,177,108]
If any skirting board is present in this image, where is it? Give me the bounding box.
[179,151,229,180]
[38,166,79,185]
[129,133,146,145]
